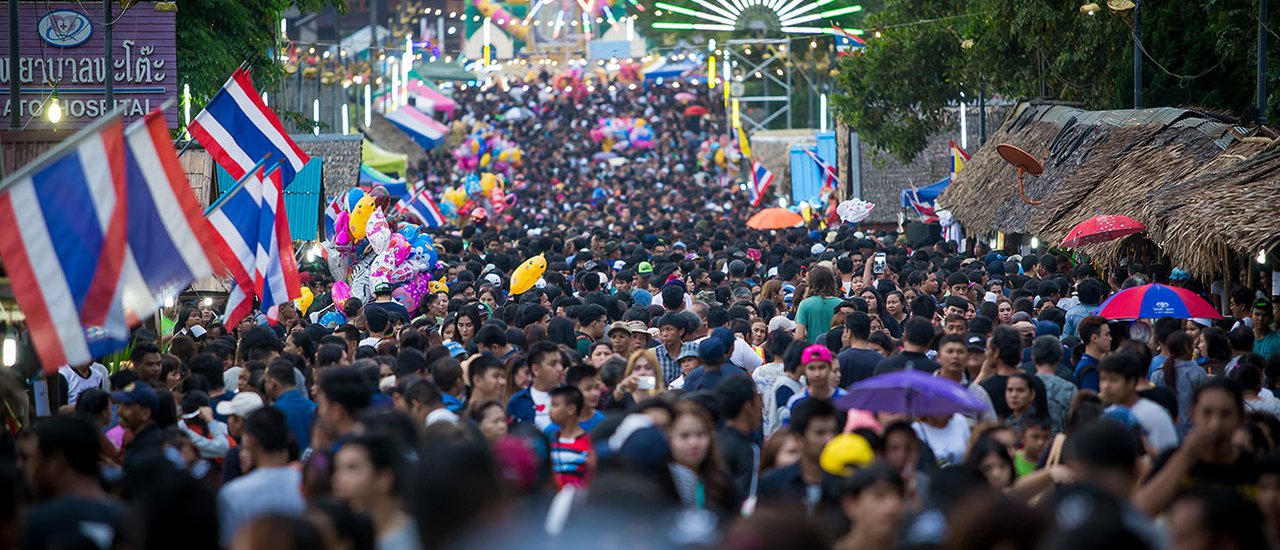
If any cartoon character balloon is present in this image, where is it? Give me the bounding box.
[510,254,547,295]
[294,286,314,315]
[349,195,377,240]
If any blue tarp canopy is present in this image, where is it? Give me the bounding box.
[900,176,950,208]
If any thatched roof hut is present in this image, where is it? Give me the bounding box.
[939,101,1280,278]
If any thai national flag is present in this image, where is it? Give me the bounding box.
[208,166,301,327]
[0,111,219,371]
[750,159,774,207]
[803,149,839,200]
[384,105,450,151]
[323,194,344,241]
[188,67,310,186]
[402,190,448,228]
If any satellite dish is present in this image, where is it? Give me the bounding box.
[996,143,1044,205]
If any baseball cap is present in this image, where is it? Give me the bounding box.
[111,382,159,413]
[801,344,832,365]
[636,262,654,275]
[819,433,874,475]
[698,337,727,363]
[767,315,797,333]
[215,391,266,418]
[1254,298,1273,311]
[677,346,700,362]
[445,341,467,358]
[964,333,986,352]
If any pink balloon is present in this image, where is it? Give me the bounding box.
[331,281,352,303]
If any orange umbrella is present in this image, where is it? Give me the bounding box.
[746,208,804,230]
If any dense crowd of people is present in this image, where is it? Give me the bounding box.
[3,72,1280,550]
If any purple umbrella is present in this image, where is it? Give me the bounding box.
[835,368,985,417]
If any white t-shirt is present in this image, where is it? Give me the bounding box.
[1246,395,1280,419]
[1123,399,1179,453]
[530,387,553,431]
[913,414,971,466]
[59,363,109,405]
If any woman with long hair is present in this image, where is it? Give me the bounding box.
[503,353,530,403]
[794,266,843,344]
[759,280,784,310]
[884,290,908,326]
[612,349,666,405]
[1151,331,1209,422]
[667,400,736,514]
[454,305,483,345]
[861,287,902,338]
[996,296,1015,325]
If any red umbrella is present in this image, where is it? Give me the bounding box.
[684,105,709,117]
[1059,215,1146,248]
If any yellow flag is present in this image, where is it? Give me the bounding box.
[737,126,752,158]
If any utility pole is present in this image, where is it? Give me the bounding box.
[979,82,987,145]
[1133,0,1142,109]
[1259,0,1269,124]
[8,0,19,129]
[104,0,114,106]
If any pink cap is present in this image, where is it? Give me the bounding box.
[802,344,832,364]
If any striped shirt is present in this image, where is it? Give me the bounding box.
[549,431,593,489]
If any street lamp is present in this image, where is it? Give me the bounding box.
[46,94,62,123]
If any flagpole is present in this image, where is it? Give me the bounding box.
[203,154,275,216]
[0,108,125,194]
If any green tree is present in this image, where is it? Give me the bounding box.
[835,0,1275,164]
[177,0,345,102]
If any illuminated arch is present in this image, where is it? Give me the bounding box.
[650,0,861,34]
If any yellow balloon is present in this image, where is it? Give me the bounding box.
[445,187,468,208]
[498,149,512,162]
[349,195,377,240]
[480,173,497,193]
[480,152,491,167]
[636,119,647,127]
[470,140,480,154]
[801,204,813,224]
[509,254,546,295]
[294,286,314,314]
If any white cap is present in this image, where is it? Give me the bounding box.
[214,391,265,418]
[811,243,827,256]
[768,315,797,333]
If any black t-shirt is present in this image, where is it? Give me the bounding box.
[366,300,412,325]
[873,351,941,376]
[23,496,127,550]
[838,348,885,388]
[1149,449,1259,501]
[979,373,1051,420]
[717,426,757,503]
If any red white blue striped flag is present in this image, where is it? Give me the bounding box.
[188,67,310,186]
[0,110,220,371]
[399,189,448,228]
[750,158,775,207]
[803,149,838,200]
[207,166,300,327]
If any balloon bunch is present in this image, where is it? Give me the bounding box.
[439,172,517,224]
[589,117,655,153]
[697,134,743,173]
[324,185,440,312]
[452,130,525,177]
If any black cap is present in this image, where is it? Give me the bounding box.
[965,333,986,352]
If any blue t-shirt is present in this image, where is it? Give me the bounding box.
[543,410,607,437]
[1075,354,1101,392]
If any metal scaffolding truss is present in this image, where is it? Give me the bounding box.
[726,38,791,132]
